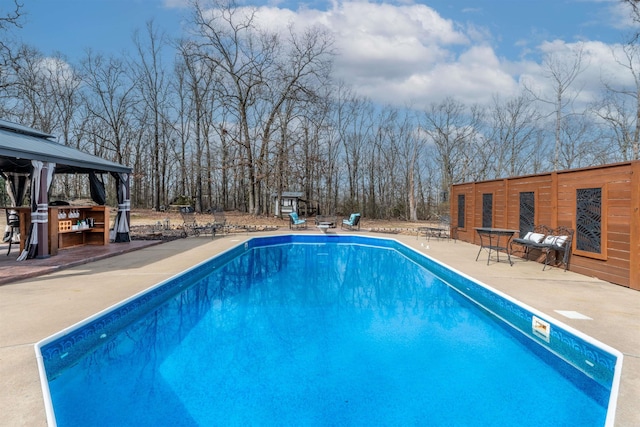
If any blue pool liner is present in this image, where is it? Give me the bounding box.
[36,234,623,426]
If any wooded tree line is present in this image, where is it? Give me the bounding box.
[1,0,640,220]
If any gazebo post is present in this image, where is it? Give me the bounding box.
[111,172,131,242]
[35,163,52,258]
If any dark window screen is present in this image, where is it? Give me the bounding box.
[482,193,493,228]
[519,192,535,235]
[457,194,465,228]
[576,188,602,254]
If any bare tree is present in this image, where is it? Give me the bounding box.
[8,45,57,130]
[595,42,640,160]
[559,113,609,168]
[367,106,394,218]
[525,43,588,170]
[8,0,619,218]
[486,93,542,177]
[255,23,333,215]
[365,105,422,220]
[622,0,640,43]
[334,85,374,213]
[189,2,265,215]
[397,110,425,221]
[170,59,194,200]
[44,53,83,197]
[80,50,138,166]
[593,90,638,161]
[0,0,23,93]
[304,85,339,215]
[421,97,484,192]
[188,0,333,215]
[132,20,172,210]
[175,38,219,212]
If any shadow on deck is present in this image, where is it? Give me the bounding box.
[0,240,162,285]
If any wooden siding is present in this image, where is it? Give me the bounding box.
[451,161,639,291]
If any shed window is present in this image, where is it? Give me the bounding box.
[519,192,535,235]
[576,187,602,255]
[482,193,493,228]
[457,194,465,228]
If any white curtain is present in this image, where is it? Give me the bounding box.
[111,172,131,242]
[17,161,55,261]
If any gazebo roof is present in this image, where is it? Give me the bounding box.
[0,119,131,174]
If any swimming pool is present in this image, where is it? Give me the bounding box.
[36,235,622,426]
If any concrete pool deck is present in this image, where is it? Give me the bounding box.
[1,231,638,426]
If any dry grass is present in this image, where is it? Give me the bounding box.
[0,207,434,240]
[130,209,427,228]
[128,209,431,239]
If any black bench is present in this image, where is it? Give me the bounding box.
[510,225,574,271]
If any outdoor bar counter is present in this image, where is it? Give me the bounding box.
[15,205,109,256]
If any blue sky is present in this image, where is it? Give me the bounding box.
[21,0,185,59]
[21,0,625,59]
[18,0,637,108]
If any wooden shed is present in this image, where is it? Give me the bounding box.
[273,191,305,217]
[450,161,640,291]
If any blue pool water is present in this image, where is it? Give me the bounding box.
[38,235,620,426]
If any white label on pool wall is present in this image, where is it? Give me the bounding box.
[532,316,551,342]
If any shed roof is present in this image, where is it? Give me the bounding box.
[274,191,305,198]
[0,119,131,174]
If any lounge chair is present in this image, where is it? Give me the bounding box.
[288,212,307,229]
[341,213,361,230]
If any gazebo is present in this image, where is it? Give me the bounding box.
[0,119,132,260]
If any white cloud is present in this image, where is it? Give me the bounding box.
[606,0,637,31]
[251,1,516,107]
[208,1,632,109]
[510,38,640,117]
[39,57,79,84]
[329,2,467,75]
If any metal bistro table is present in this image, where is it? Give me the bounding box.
[474,227,518,266]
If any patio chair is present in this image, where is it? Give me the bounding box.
[341,213,361,231]
[436,214,457,241]
[4,209,20,256]
[288,212,307,229]
[180,206,211,237]
[211,209,228,236]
